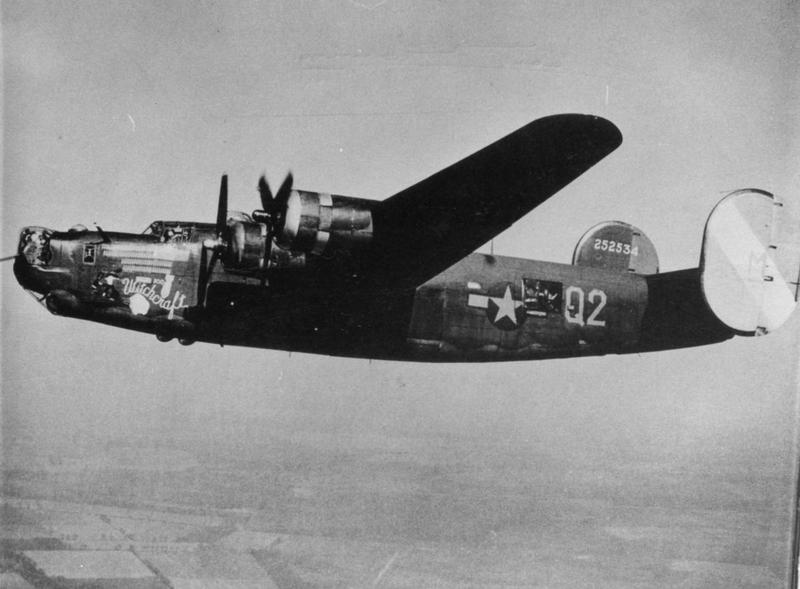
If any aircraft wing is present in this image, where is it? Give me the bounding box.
[366,114,623,289]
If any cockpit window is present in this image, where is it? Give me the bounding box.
[143,221,164,236]
[19,228,52,266]
[143,221,192,242]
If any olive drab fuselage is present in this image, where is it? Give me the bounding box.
[13,220,731,362]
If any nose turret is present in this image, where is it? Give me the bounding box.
[17,227,53,265]
[14,227,57,294]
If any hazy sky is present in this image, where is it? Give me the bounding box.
[2,0,800,581]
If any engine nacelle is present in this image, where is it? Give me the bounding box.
[225,221,268,272]
[280,191,373,255]
[268,243,306,270]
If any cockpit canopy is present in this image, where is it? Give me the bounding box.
[143,212,252,241]
[142,220,210,242]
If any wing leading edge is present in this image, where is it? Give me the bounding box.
[367,114,623,289]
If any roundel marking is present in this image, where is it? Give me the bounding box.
[485,282,526,330]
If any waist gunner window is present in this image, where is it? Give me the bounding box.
[523,278,563,316]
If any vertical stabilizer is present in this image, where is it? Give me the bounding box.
[573,221,659,274]
[700,189,799,335]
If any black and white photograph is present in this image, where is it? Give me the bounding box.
[2,2,799,587]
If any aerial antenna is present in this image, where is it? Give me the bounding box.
[92,224,112,244]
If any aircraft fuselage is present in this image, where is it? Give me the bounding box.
[13,224,731,362]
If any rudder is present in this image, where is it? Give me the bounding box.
[700,189,800,335]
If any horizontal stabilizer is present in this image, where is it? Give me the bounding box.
[700,189,800,335]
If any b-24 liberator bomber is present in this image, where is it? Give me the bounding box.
[11,114,800,361]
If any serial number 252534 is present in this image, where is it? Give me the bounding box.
[593,238,638,256]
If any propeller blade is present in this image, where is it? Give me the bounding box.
[206,249,220,301]
[197,245,222,308]
[196,173,235,309]
[273,172,293,211]
[216,174,228,238]
[232,222,246,263]
[269,172,294,236]
[209,248,220,272]
[258,175,273,210]
[197,244,209,304]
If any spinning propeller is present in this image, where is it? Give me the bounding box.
[256,172,293,247]
[196,172,293,307]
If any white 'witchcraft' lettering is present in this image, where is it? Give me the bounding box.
[121,275,187,318]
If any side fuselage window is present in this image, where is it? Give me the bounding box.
[523,278,563,316]
[83,244,96,264]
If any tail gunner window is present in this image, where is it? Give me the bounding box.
[523,278,563,316]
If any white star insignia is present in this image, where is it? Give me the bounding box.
[489,285,522,325]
